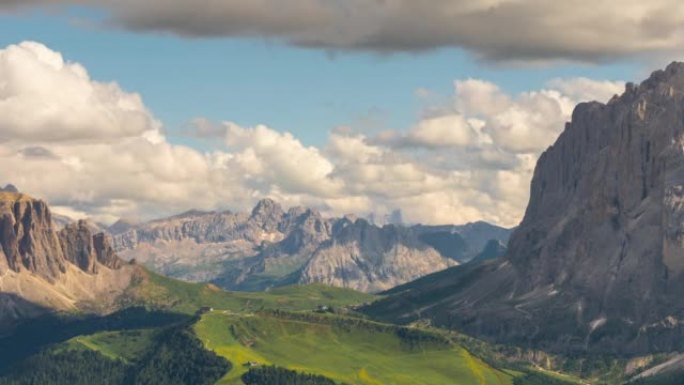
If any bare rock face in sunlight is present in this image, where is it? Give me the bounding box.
[366,62,684,354]
[506,62,684,343]
[0,192,67,279]
[59,221,123,274]
[111,199,509,293]
[299,217,456,292]
[0,192,133,330]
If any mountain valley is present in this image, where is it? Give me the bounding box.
[5,57,684,385]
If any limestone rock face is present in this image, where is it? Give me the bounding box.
[366,62,684,354]
[300,219,455,292]
[0,192,66,279]
[112,199,510,292]
[59,221,122,274]
[0,192,131,330]
[250,198,285,233]
[508,62,684,329]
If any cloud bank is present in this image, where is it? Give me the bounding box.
[0,42,624,226]
[4,1,684,62]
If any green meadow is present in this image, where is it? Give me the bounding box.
[60,329,160,363]
[4,272,582,385]
[195,310,514,385]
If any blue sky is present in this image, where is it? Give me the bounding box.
[0,1,679,226]
[0,6,641,147]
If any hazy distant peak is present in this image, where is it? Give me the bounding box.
[0,184,19,193]
[251,198,283,217]
[108,218,139,235]
[171,209,213,219]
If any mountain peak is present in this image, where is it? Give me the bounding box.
[171,209,212,219]
[527,62,684,349]
[249,198,285,232]
[367,62,684,355]
[644,61,684,86]
[507,62,684,351]
[251,198,281,213]
[0,184,19,193]
[250,198,284,219]
[108,218,137,235]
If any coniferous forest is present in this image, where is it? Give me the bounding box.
[241,366,343,385]
[0,325,230,385]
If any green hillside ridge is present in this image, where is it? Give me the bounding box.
[59,329,160,363]
[0,268,587,385]
[195,309,515,385]
[121,269,376,315]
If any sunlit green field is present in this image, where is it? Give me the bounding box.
[60,329,160,362]
[40,274,582,385]
[195,311,514,385]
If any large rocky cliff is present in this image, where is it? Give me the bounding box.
[0,191,133,330]
[112,199,511,292]
[366,62,684,355]
[0,192,66,279]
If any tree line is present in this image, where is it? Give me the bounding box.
[242,366,346,385]
[0,325,230,385]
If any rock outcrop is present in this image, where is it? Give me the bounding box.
[366,62,684,355]
[0,191,133,330]
[0,192,66,279]
[112,200,511,292]
[59,221,122,274]
[300,218,452,292]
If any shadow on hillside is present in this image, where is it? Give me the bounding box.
[0,303,191,372]
[0,293,51,333]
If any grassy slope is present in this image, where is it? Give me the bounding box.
[26,270,583,385]
[123,269,376,315]
[59,329,160,362]
[195,311,514,385]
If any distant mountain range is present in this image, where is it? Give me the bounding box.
[106,199,512,292]
[0,187,676,385]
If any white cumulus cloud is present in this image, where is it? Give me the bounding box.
[0,41,159,142]
[0,41,627,228]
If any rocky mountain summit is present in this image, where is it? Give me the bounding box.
[0,190,134,330]
[367,62,684,355]
[112,199,511,292]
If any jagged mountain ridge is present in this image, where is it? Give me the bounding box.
[0,191,134,330]
[365,62,684,355]
[111,199,511,292]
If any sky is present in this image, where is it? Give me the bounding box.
[0,1,682,227]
